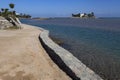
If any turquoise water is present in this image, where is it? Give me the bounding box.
[21,18,120,80]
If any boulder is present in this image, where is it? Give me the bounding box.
[0,16,13,29]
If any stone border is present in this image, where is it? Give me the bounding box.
[39,29,103,80]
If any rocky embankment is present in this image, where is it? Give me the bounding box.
[0,16,13,29]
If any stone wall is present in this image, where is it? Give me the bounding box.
[39,29,103,80]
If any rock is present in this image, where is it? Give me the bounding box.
[0,16,13,29]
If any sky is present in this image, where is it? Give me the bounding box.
[0,0,120,17]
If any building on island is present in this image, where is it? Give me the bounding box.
[80,13,86,17]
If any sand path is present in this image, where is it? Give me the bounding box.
[0,24,71,80]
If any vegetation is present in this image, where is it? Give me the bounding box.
[9,3,15,17]
[0,3,20,29]
[16,13,31,18]
[0,3,31,19]
[5,26,19,30]
[9,3,15,9]
[72,13,81,17]
[0,3,16,18]
[0,3,31,29]
[87,12,95,17]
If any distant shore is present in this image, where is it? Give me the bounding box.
[32,17,50,20]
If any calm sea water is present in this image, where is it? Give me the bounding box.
[21,18,120,80]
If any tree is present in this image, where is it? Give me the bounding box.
[91,12,94,17]
[9,3,16,17]
[72,13,80,17]
[87,12,95,18]
[13,11,16,15]
[88,13,92,17]
[4,8,9,15]
[9,3,15,10]
[0,8,9,17]
[5,8,9,12]
[1,8,4,12]
[0,11,1,16]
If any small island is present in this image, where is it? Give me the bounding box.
[72,12,95,18]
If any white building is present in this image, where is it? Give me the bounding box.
[80,13,85,17]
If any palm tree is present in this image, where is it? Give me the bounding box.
[1,8,4,12]
[9,3,15,17]
[13,11,16,16]
[5,8,9,12]
[1,8,9,17]
[1,8,4,16]
[5,8,9,16]
[9,3,15,10]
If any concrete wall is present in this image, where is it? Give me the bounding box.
[39,29,103,80]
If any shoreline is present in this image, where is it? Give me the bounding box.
[0,22,103,80]
[21,18,120,80]
[39,25,103,80]
[0,24,71,80]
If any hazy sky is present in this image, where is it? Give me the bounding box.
[0,0,120,17]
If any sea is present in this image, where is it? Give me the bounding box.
[20,18,120,80]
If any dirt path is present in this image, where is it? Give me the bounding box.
[0,24,71,80]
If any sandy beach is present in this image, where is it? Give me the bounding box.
[0,24,71,80]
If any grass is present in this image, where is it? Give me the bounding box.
[5,26,20,30]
